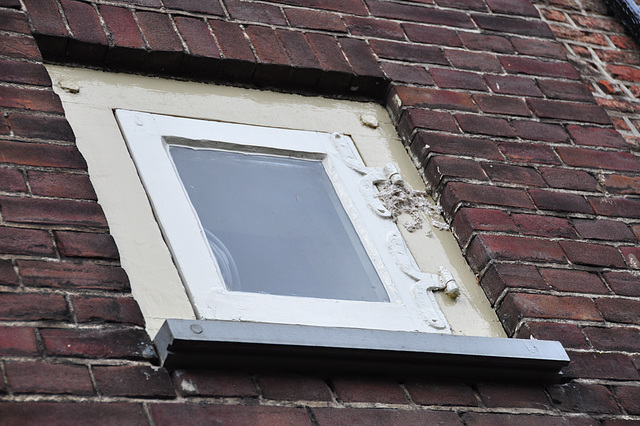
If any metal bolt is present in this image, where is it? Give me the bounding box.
[190,324,203,334]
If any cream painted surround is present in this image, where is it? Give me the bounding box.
[47,65,505,338]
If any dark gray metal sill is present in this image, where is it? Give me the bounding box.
[154,319,570,382]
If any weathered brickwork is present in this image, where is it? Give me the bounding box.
[0,0,638,423]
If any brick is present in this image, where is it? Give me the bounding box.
[55,231,119,260]
[0,141,86,169]
[485,75,543,97]
[463,412,582,425]
[441,183,534,216]
[557,147,640,172]
[467,235,566,272]
[498,293,602,334]
[28,171,97,200]
[425,156,487,189]
[393,86,477,111]
[285,8,345,32]
[0,9,30,33]
[41,328,155,360]
[0,403,148,425]
[23,0,67,37]
[513,214,577,238]
[513,121,568,143]
[538,79,594,103]
[405,380,477,406]
[590,197,640,219]
[455,114,514,138]
[400,109,458,135]
[540,167,599,192]
[603,271,640,297]
[174,17,220,59]
[498,142,561,164]
[0,196,107,227]
[344,16,404,40]
[485,0,539,16]
[473,94,531,116]
[370,39,448,65]
[547,383,620,414]
[0,259,18,286]
[173,370,257,397]
[596,298,640,324]
[528,189,593,214]
[0,167,26,192]
[500,57,579,80]
[277,30,321,73]
[483,164,545,186]
[449,51,503,74]
[0,86,63,113]
[369,1,474,28]
[451,207,516,246]
[0,226,54,256]
[259,374,331,401]
[413,133,503,164]
[573,218,635,241]
[431,69,488,91]
[136,11,183,53]
[8,113,75,141]
[0,292,68,321]
[0,34,41,61]
[73,296,144,326]
[477,383,550,409]
[5,362,93,395]
[0,59,51,86]
[601,174,640,195]
[560,241,626,268]
[314,408,461,425]
[381,62,432,85]
[151,404,311,426]
[339,38,384,77]
[614,387,640,415]
[515,322,589,349]
[18,260,130,292]
[567,125,628,149]
[61,0,107,45]
[99,6,145,49]
[540,268,609,294]
[584,326,640,352]
[527,99,611,125]
[511,38,567,60]
[473,14,554,38]
[403,23,461,47]
[0,326,38,356]
[245,25,290,68]
[307,33,351,73]
[607,64,640,82]
[332,377,406,404]
[480,264,547,304]
[93,365,174,398]
[279,0,367,15]
[459,32,514,53]
[564,351,639,380]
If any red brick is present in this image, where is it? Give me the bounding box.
[464,412,598,425]
[413,133,503,164]
[571,14,623,31]
[498,293,602,333]
[276,30,321,76]
[0,9,30,33]
[512,121,568,143]
[513,214,577,239]
[381,62,433,85]
[610,34,637,50]
[473,14,554,38]
[614,387,640,415]
[23,0,68,37]
[136,11,183,53]
[603,271,640,297]
[405,380,477,406]
[560,240,626,268]
[400,109,458,135]
[369,1,474,28]
[550,25,608,46]
[61,0,107,45]
[344,16,404,40]
[547,383,620,414]
[584,326,640,352]
[0,167,25,192]
[246,25,290,67]
[307,33,352,73]
[55,231,118,260]
[459,31,514,53]
[41,328,155,360]
[0,402,148,425]
[441,183,534,216]
[501,56,580,79]
[28,171,97,200]
[151,404,311,426]
[567,125,628,148]
[425,156,487,189]
[538,79,594,103]
[607,64,640,82]
[163,0,222,14]
[99,6,145,49]
[622,246,640,268]
[173,370,257,397]
[540,167,599,191]
[18,260,130,292]
[483,164,545,186]
[0,226,54,256]
[5,362,93,395]
[511,37,567,60]
[480,264,547,303]
[332,377,406,404]
[0,259,18,286]
[316,408,462,425]
[370,39,448,65]
[527,99,611,124]
[564,351,639,380]
[601,174,640,195]
[437,0,487,11]
[285,8,345,32]
[93,365,174,398]
[573,218,635,241]
[174,17,220,59]
[558,147,640,172]
[451,207,516,246]
[540,268,609,294]
[403,23,462,46]
[0,140,86,168]
[596,298,640,324]
[208,20,255,63]
[0,59,51,86]
[0,34,41,61]
[431,68,489,91]
[477,383,550,409]
[0,292,68,321]
[499,142,561,164]
[339,38,384,77]
[590,197,640,218]
[473,94,531,116]
[393,86,477,111]
[0,86,63,113]
[467,235,565,272]
[279,0,367,15]
[8,113,75,141]
[0,196,107,227]
[485,74,543,97]
[259,374,331,401]
[73,295,144,326]
[528,189,593,214]
[0,326,38,356]
[516,321,589,349]
[485,0,539,16]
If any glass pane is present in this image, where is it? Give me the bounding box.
[169,146,389,302]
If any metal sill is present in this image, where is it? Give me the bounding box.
[154,319,570,382]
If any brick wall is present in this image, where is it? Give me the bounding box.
[0,0,639,423]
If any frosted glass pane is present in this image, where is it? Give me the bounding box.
[169,146,389,302]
